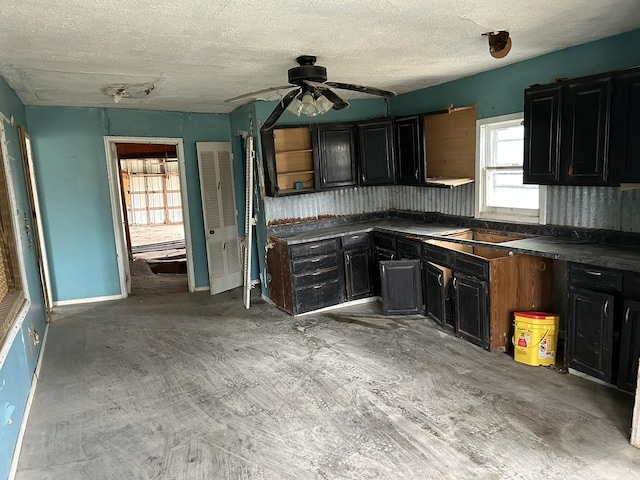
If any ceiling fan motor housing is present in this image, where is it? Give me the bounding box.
[288,55,327,85]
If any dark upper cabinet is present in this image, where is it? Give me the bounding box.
[561,77,612,185]
[314,123,357,190]
[395,116,424,185]
[567,285,614,382]
[357,119,395,186]
[453,272,490,350]
[379,260,423,315]
[617,300,640,392]
[611,69,640,184]
[523,85,562,184]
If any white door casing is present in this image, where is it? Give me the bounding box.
[196,142,242,295]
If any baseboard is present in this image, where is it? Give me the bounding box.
[9,323,49,480]
[53,294,122,307]
[194,286,210,292]
[294,296,379,317]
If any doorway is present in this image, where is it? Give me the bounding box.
[104,137,195,297]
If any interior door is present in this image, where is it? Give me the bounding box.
[197,142,242,295]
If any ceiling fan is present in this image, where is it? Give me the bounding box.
[225,55,396,130]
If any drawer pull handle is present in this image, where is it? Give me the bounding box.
[437,273,443,286]
[603,300,610,317]
[453,277,458,289]
[313,285,322,289]
[309,245,319,249]
[586,271,602,276]
[625,307,631,324]
[311,258,321,262]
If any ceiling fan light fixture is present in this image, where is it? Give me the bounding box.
[286,96,304,116]
[286,91,333,117]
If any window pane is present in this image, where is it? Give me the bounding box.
[490,125,524,166]
[485,169,539,209]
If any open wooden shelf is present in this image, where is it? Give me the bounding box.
[273,126,315,192]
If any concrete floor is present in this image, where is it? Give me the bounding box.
[16,289,640,479]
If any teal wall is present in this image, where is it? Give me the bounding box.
[391,29,640,118]
[0,78,47,479]
[25,107,231,300]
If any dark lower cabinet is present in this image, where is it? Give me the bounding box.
[453,272,489,350]
[617,300,640,392]
[425,263,447,330]
[567,285,614,382]
[379,260,422,315]
[344,248,373,300]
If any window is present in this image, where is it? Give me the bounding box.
[0,123,26,347]
[476,113,545,223]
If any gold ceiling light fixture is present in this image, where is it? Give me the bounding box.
[483,30,512,59]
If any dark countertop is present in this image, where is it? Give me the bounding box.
[269,219,640,273]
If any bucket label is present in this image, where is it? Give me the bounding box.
[538,337,555,359]
[517,332,530,347]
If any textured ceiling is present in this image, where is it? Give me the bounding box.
[0,0,639,113]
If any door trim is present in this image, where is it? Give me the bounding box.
[103,136,195,297]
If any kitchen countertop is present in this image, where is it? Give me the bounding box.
[269,219,640,273]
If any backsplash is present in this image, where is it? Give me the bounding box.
[264,183,640,233]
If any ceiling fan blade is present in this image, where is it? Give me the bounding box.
[225,85,292,103]
[302,80,349,110]
[261,89,300,131]
[325,82,396,98]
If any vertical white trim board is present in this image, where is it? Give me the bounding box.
[103,136,195,296]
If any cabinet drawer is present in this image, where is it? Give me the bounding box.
[423,243,452,268]
[341,232,371,249]
[374,232,396,250]
[291,253,338,274]
[295,279,342,314]
[290,239,338,259]
[569,263,623,291]
[453,253,489,280]
[293,267,340,288]
[396,238,422,259]
[623,271,640,299]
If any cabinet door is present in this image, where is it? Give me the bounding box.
[425,263,447,329]
[453,272,489,349]
[380,260,422,315]
[567,286,614,382]
[358,119,395,186]
[523,85,562,184]
[611,69,640,184]
[562,78,612,185]
[314,124,357,189]
[373,247,396,296]
[344,248,373,300]
[617,300,640,392]
[395,116,424,185]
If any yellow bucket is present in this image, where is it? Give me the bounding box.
[513,312,559,366]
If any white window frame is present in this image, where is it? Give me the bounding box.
[475,113,546,224]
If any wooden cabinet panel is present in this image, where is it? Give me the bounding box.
[561,77,612,185]
[453,272,490,350]
[358,119,395,185]
[567,286,614,382]
[380,260,423,315]
[617,300,640,392]
[395,116,424,185]
[612,69,640,184]
[523,85,562,184]
[314,124,357,189]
